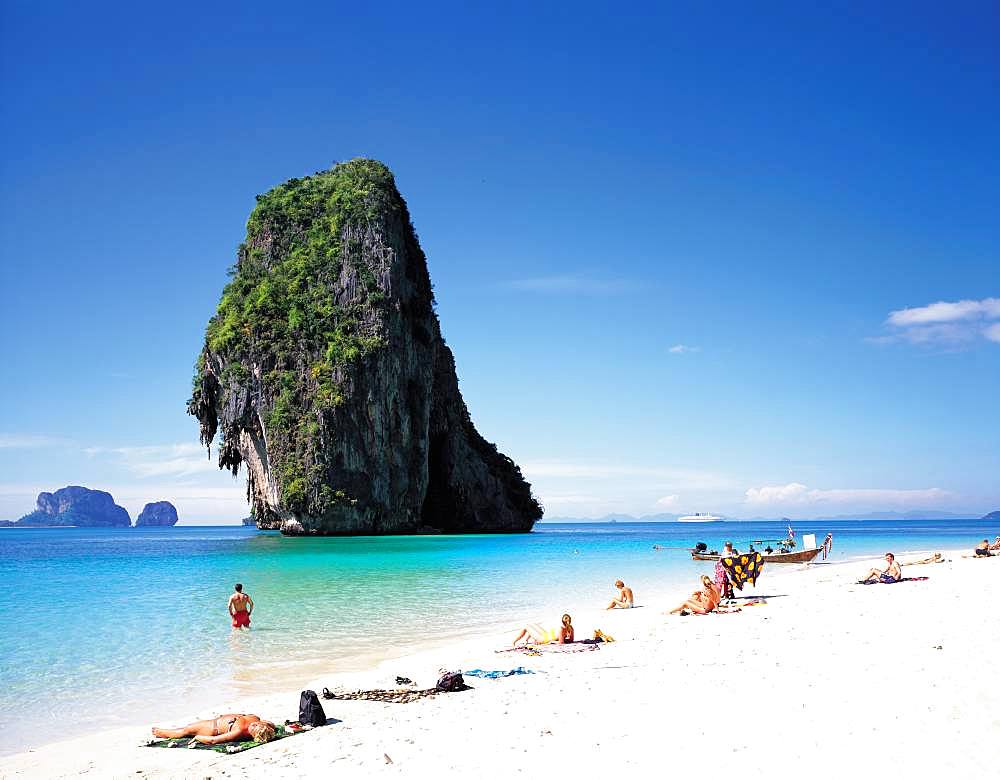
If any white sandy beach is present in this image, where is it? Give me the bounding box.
[3,549,998,780]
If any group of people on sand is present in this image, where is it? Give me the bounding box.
[511,579,634,646]
[974,537,1000,557]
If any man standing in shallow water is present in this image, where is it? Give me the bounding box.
[229,583,253,629]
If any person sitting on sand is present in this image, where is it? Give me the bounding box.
[859,552,902,584]
[229,583,254,629]
[669,575,720,615]
[974,539,993,557]
[513,613,574,646]
[606,580,634,609]
[152,714,276,745]
[991,536,1000,551]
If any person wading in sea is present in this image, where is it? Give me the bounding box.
[228,583,254,629]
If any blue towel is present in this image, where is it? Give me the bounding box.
[463,667,534,679]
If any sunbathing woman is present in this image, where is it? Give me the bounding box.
[669,575,721,615]
[512,613,574,646]
[151,714,276,745]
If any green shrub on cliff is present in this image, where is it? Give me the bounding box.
[194,159,397,509]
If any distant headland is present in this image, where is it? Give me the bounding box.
[188,159,540,536]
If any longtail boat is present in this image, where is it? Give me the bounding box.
[691,547,822,564]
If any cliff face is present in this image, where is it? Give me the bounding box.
[135,501,179,527]
[17,486,132,527]
[189,159,541,535]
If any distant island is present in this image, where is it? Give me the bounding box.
[15,486,132,527]
[4,487,182,528]
[983,510,1000,522]
[188,159,541,536]
[135,501,179,527]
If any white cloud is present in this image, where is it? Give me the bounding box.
[85,443,216,479]
[887,297,1000,326]
[879,297,1000,346]
[0,434,73,449]
[504,274,638,295]
[520,459,736,518]
[744,482,950,508]
[668,344,700,354]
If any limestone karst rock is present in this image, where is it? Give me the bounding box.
[17,486,132,527]
[135,501,179,527]
[188,159,542,535]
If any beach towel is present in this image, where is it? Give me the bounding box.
[320,685,468,703]
[859,576,929,585]
[720,552,764,591]
[464,667,534,679]
[144,724,304,755]
[498,643,599,656]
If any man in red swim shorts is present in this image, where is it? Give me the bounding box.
[228,583,254,629]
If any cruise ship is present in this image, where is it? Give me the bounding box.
[677,513,724,522]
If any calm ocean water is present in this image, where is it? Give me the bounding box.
[1,518,995,755]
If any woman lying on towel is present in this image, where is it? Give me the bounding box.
[668,575,720,615]
[152,714,276,745]
[512,613,574,646]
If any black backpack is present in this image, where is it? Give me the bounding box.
[436,672,466,692]
[299,689,327,727]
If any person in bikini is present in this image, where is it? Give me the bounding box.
[668,575,720,615]
[859,552,902,583]
[990,536,1000,551]
[512,613,574,646]
[606,580,634,609]
[152,714,276,745]
[228,583,254,629]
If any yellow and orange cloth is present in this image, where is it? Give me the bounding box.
[720,552,764,590]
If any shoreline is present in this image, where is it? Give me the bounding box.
[4,544,997,777]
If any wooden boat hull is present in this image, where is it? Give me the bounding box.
[692,547,822,564]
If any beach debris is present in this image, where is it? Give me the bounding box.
[384,753,394,764]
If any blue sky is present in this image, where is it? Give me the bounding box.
[1,2,997,523]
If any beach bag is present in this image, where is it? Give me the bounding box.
[298,689,327,727]
[435,672,466,692]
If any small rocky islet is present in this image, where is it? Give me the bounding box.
[188,159,542,536]
[135,501,179,527]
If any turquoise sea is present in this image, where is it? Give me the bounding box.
[1,518,996,755]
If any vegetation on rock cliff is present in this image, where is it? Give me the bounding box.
[189,158,540,534]
[192,161,401,514]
